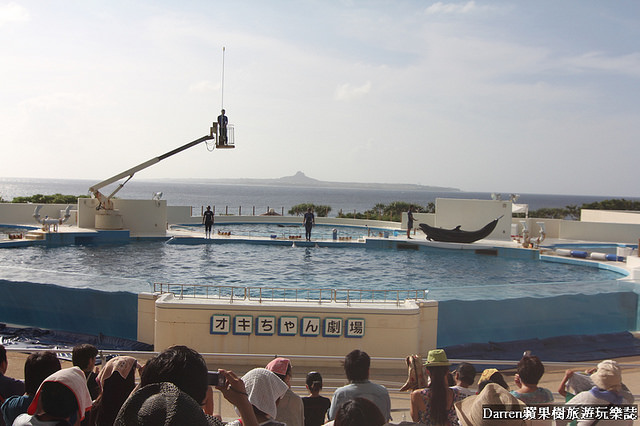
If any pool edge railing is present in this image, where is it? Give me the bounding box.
[152,283,429,306]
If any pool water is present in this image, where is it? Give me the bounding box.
[0,237,623,301]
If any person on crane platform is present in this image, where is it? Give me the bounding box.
[217,109,228,145]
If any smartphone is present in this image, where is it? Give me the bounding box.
[207,371,226,387]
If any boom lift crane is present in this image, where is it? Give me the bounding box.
[88,122,234,230]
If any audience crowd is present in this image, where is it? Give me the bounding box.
[0,343,636,426]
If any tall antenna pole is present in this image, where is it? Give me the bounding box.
[221,46,225,110]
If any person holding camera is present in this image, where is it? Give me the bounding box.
[115,345,259,426]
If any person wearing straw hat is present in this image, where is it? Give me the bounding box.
[410,349,465,425]
[454,382,530,426]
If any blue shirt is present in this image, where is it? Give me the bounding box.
[2,394,32,426]
[510,387,554,404]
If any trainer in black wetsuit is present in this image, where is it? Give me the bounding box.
[217,109,228,145]
[303,208,315,241]
[203,206,214,238]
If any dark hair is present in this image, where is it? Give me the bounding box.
[455,362,477,386]
[306,371,323,392]
[24,351,62,395]
[40,381,78,419]
[344,350,369,382]
[517,355,544,385]
[425,365,451,425]
[95,364,136,426]
[334,397,386,426]
[446,371,455,387]
[72,344,98,370]
[0,344,6,365]
[140,345,208,405]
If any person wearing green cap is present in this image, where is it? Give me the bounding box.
[410,349,465,425]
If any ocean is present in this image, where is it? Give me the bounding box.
[1,177,637,217]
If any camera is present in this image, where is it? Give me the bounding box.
[207,371,226,387]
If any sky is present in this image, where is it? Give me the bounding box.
[2,1,640,197]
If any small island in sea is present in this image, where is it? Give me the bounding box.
[166,171,460,192]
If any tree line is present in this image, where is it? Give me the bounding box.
[289,201,435,222]
[0,193,89,204]
[517,198,640,220]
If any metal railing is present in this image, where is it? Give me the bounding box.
[152,283,429,306]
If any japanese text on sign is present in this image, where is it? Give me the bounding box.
[210,314,365,338]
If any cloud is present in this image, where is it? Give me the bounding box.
[334,81,372,101]
[0,2,29,26]
[425,1,480,15]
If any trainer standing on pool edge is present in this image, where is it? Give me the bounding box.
[407,206,415,239]
[303,208,315,241]
[203,205,214,238]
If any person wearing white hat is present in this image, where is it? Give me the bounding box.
[265,358,304,426]
[226,368,289,426]
[13,367,92,426]
[565,360,634,426]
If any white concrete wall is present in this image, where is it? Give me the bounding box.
[167,206,193,225]
[559,220,640,244]
[581,209,640,224]
[138,293,158,345]
[627,256,640,280]
[511,218,562,239]
[78,198,167,236]
[141,293,438,367]
[0,203,77,226]
[434,198,512,240]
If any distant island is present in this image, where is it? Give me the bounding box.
[167,171,460,192]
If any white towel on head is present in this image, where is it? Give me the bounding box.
[240,368,289,419]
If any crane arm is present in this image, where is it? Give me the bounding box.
[89,133,215,210]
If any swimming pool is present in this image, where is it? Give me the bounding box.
[0,235,623,301]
